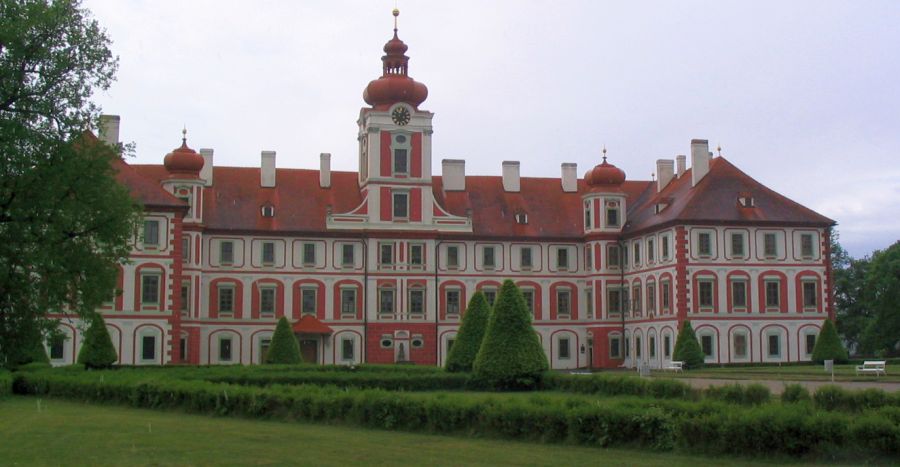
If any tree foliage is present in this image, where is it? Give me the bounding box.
[672,321,704,369]
[831,230,872,353]
[76,312,117,368]
[811,318,848,363]
[265,317,301,364]
[861,241,900,356]
[0,0,140,366]
[445,291,491,373]
[473,280,548,389]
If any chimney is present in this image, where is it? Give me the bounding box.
[199,148,214,186]
[502,161,520,192]
[690,139,710,187]
[320,153,331,188]
[561,163,578,192]
[656,159,675,192]
[676,154,686,178]
[98,114,120,147]
[441,159,465,191]
[260,151,276,188]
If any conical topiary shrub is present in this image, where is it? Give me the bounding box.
[672,320,705,369]
[473,280,548,389]
[812,319,848,363]
[265,316,302,364]
[445,291,491,372]
[77,313,118,369]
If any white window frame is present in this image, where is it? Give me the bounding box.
[141,273,160,306]
[259,285,276,317]
[261,241,275,265]
[301,287,317,316]
[218,285,235,315]
[220,240,235,265]
[392,191,409,219]
[445,289,461,315]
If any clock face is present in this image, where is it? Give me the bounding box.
[391,107,411,126]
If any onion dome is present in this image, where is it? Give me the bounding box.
[362,9,428,110]
[584,150,626,188]
[164,129,204,178]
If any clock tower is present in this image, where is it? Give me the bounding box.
[330,9,469,232]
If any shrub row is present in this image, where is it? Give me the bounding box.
[203,371,470,391]
[812,384,900,412]
[543,373,699,400]
[703,384,771,406]
[12,370,900,457]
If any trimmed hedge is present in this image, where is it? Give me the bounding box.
[703,384,771,406]
[11,369,900,458]
[77,313,117,369]
[204,371,470,391]
[265,317,302,364]
[542,373,698,400]
[672,321,705,369]
[445,291,491,373]
[811,319,848,363]
[813,385,900,412]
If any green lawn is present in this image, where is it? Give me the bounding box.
[0,396,799,466]
[652,364,900,383]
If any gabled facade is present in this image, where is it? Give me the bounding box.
[46,12,834,369]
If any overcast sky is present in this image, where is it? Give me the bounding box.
[83,0,899,258]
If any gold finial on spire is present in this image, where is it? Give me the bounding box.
[393,6,399,32]
[601,145,607,162]
[181,125,187,144]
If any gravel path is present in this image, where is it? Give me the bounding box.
[674,377,900,394]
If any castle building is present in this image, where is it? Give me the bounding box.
[49,11,834,369]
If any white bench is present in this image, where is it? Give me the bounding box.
[662,361,684,372]
[856,361,886,377]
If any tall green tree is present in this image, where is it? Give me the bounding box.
[0,0,140,367]
[77,312,117,369]
[672,321,704,369]
[831,230,872,353]
[445,291,490,373]
[473,280,548,389]
[861,241,900,356]
[265,317,302,364]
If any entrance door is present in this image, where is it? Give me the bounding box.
[300,339,318,364]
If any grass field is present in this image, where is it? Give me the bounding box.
[0,396,798,467]
[653,364,900,383]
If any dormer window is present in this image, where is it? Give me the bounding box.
[738,194,755,208]
[515,212,528,224]
[605,201,620,227]
[654,203,667,214]
[261,204,275,217]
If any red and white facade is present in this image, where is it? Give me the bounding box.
[48,14,835,369]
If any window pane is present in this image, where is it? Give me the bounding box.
[339,244,353,265]
[446,290,460,314]
[219,287,234,313]
[608,289,621,313]
[50,336,65,360]
[303,243,316,264]
[342,338,354,360]
[262,242,275,264]
[803,282,817,307]
[221,241,234,263]
[220,338,232,361]
[393,148,408,173]
[647,240,655,261]
[180,282,190,314]
[649,336,656,357]
[701,335,713,357]
[557,290,570,315]
[699,281,713,307]
[380,289,395,313]
[806,334,816,354]
[734,334,747,358]
[698,233,711,256]
[764,234,777,257]
[380,244,393,265]
[393,193,408,218]
[768,335,780,356]
[142,336,155,360]
[606,208,619,226]
[483,246,495,267]
[608,245,620,267]
[731,233,744,256]
[260,288,275,315]
[801,234,814,257]
[766,281,780,307]
[410,245,423,265]
[557,248,568,269]
[447,246,459,267]
[558,338,570,359]
[663,336,671,357]
[520,247,532,267]
[410,289,425,314]
[610,337,621,358]
[302,289,317,314]
[143,220,159,245]
[662,282,670,310]
[662,237,670,259]
[141,275,159,304]
[341,289,356,314]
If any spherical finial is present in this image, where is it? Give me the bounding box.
[716,144,722,156]
[181,126,187,143]
[601,145,607,162]
[393,8,399,17]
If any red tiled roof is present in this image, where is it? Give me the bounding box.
[292,315,333,334]
[625,157,834,234]
[127,156,832,238]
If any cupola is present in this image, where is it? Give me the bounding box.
[584,149,626,189]
[163,129,204,178]
[362,9,428,110]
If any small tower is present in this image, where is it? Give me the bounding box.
[162,129,205,224]
[582,148,628,234]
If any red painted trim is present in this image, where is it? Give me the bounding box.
[380,186,392,221]
[411,132,422,178]
[410,188,422,222]
[209,278,245,319]
[794,270,823,314]
[133,262,167,312]
[691,269,719,314]
[293,278,326,320]
[379,131,391,177]
[250,278,286,319]
[757,270,788,314]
